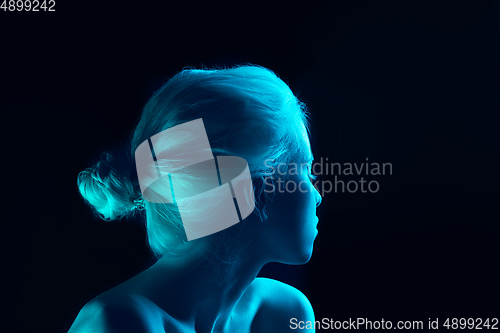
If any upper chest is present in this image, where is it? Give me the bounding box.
[154,286,264,333]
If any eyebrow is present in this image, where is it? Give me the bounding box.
[295,148,313,164]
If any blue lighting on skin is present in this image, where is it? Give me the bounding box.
[72,65,321,332]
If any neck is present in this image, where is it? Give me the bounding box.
[131,241,266,333]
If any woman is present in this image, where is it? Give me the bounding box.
[70,65,322,332]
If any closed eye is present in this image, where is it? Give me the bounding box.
[307,165,317,181]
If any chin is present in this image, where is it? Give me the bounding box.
[297,251,314,264]
[282,246,315,265]
[291,253,313,265]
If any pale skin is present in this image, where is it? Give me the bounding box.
[68,148,322,333]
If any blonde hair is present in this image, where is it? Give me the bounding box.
[77,65,310,258]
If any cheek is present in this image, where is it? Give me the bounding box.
[293,174,317,207]
[277,176,316,225]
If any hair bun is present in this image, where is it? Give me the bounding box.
[77,150,144,221]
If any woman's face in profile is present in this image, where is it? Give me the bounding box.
[263,146,322,265]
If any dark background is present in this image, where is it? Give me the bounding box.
[6,1,499,332]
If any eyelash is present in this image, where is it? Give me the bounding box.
[307,165,317,180]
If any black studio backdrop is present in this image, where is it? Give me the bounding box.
[6,1,499,332]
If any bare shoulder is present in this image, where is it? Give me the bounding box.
[249,277,315,332]
[67,293,171,333]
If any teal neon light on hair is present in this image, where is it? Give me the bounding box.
[77,64,311,258]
